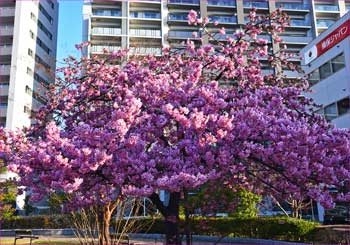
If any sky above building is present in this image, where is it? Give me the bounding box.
[56,0,83,67]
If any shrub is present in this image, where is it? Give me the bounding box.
[2,215,319,242]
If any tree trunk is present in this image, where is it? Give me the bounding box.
[183,191,191,245]
[97,205,113,245]
[150,192,182,245]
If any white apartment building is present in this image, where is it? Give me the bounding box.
[82,0,350,77]
[0,0,58,130]
[0,0,59,211]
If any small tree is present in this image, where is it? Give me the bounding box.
[3,8,350,245]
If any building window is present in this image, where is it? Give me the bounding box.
[47,0,54,9]
[331,52,345,73]
[30,12,36,21]
[39,3,53,24]
[324,103,337,121]
[24,106,31,115]
[319,97,350,121]
[36,37,52,55]
[309,69,320,85]
[25,85,33,95]
[319,62,332,80]
[28,48,33,57]
[30,30,35,39]
[309,52,346,86]
[38,20,53,40]
[337,97,350,116]
[27,67,33,76]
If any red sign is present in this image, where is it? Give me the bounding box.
[316,19,350,57]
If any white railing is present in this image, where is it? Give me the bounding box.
[0,65,11,74]
[91,45,121,53]
[0,45,12,55]
[91,27,122,36]
[129,29,161,37]
[0,7,15,16]
[0,25,14,36]
[129,47,162,56]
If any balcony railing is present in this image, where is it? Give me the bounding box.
[91,27,122,36]
[129,29,161,37]
[208,0,236,7]
[314,5,339,11]
[168,0,199,4]
[0,84,9,96]
[130,12,161,19]
[0,106,7,118]
[168,14,188,21]
[0,45,12,55]
[168,31,200,38]
[0,7,15,16]
[290,19,311,27]
[316,19,335,28]
[210,16,237,24]
[275,3,310,11]
[0,65,10,75]
[92,9,121,17]
[243,1,268,8]
[129,47,162,56]
[91,45,121,53]
[0,25,14,36]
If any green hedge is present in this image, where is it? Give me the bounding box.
[2,215,319,242]
[1,215,72,229]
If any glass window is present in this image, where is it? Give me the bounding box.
[324,103,337,121]
[319,61,332,79]
[337,97,350,116]
[309,69,320,85]
[28,49,33,57]
[331,53,345,73]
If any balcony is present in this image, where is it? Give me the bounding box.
[90,45,121,53]
[280,35,313,44]
[129,47,162,56]
[130,11,161,19]
[209,16,237,24]
[289,19,311,27]
[168,31,200,39]
[0,45,12,56]
[0,106,7,118]
[92,9,121,17]
[0,65,10,75]
[91,27,122,36]
[316,19,335,28]
[0,6,15,17]
[0,84,9,96]
[207,0,236,7]
[314,5,339,12]
[0,25,13,36]
[129,29,161,37]
[243,1,268,9]
[275,3,310,11]
[168,0,199,5]
[168,14,188,21]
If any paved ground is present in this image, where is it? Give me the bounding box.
[0,236,307,245]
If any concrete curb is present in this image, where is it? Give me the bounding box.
[0,230,309,244]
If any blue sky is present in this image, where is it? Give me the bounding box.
[56,0,83,66]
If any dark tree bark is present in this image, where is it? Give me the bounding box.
[150,192,182,244]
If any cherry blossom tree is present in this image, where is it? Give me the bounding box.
[2,8,350,245]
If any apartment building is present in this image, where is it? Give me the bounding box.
[0,0,58,211]
[82,0,350,76]
[0,0,58,130]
